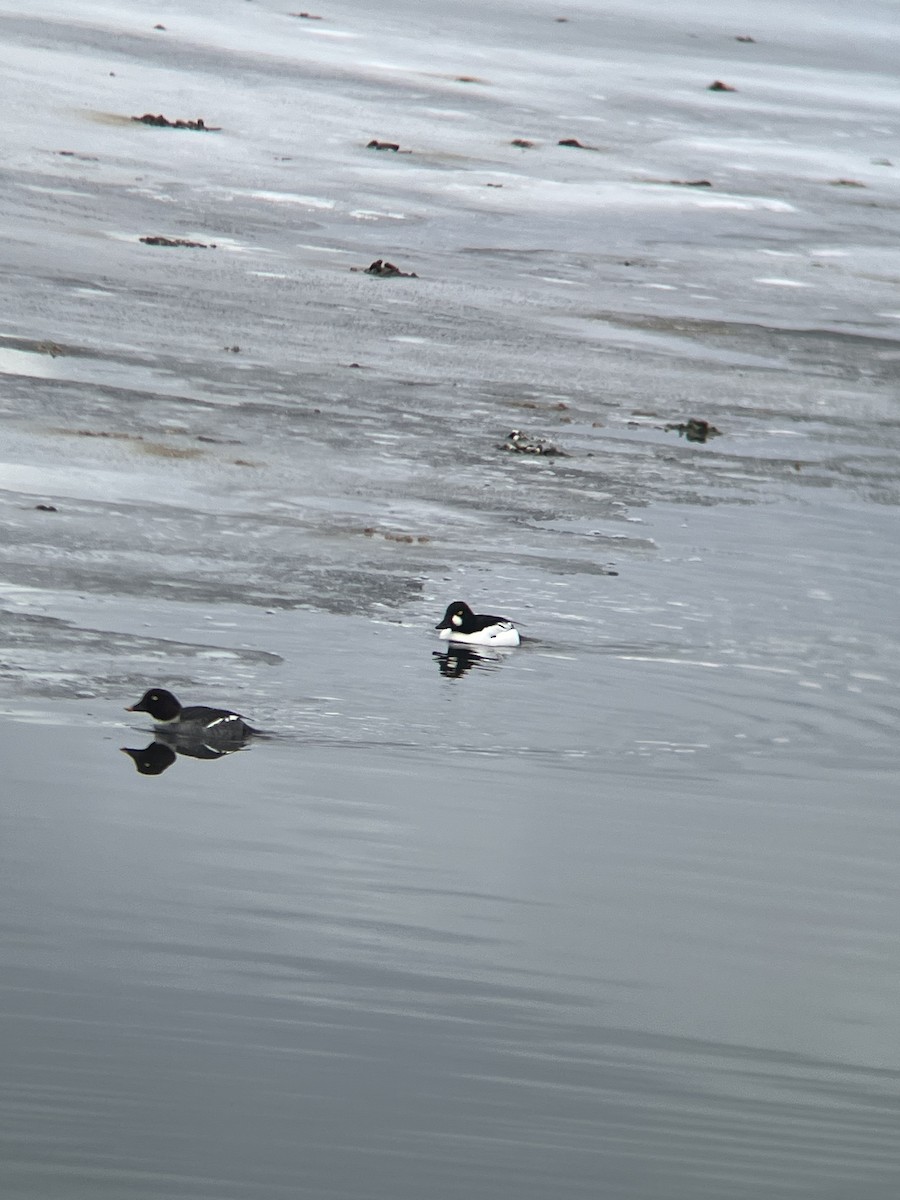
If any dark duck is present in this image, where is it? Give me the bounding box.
[126,688,257,740]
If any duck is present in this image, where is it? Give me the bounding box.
[125,688,257,739]
[435,600,521,647]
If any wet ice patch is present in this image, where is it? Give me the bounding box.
[349,209,408,220]
[0,348,58,379]
[754,278,814,287]
[248,191,336,209]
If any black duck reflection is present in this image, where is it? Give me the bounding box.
[432,645,512,679]
[121,733,252,775]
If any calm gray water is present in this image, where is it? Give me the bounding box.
[1,1,900,1196]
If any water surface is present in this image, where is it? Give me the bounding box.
[1,1,899,1196]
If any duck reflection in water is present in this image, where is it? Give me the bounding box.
[121,733,250,775]
[432,645,511,679]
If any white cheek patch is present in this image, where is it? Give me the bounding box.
[451,613,463,627]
